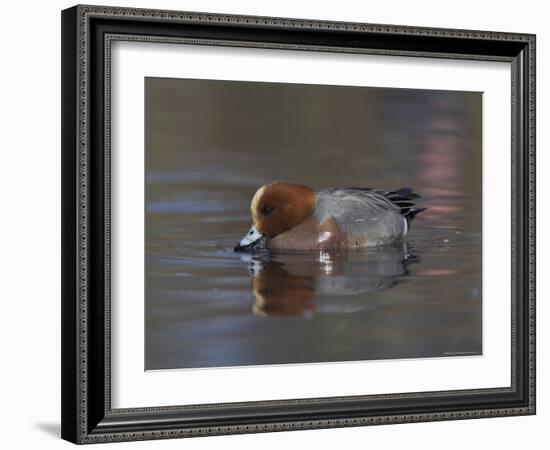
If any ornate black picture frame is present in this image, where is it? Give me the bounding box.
[61,4,536,444]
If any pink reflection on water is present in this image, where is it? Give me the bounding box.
[418,98,466,226]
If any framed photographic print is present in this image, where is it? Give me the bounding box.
[61,4,536,444]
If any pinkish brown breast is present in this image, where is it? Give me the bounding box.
[268,216,341,251]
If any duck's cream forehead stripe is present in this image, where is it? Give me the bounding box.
[251,185,266,213]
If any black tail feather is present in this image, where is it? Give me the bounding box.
[405,207,427,224]
[384,187,426,224]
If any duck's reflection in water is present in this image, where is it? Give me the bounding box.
[240,244,417,317]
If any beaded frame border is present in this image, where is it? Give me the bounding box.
[65,4,535,444]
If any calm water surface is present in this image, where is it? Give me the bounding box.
[145,79,482,370]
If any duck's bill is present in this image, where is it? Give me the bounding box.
[234,224,267,252]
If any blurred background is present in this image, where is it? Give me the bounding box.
[145,77,482,370]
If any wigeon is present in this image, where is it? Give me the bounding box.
[234,181,426,252]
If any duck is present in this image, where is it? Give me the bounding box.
[234,181,426,252]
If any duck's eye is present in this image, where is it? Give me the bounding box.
[261,205,274,215]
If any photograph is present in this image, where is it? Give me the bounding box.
[145,77,483,370]
[58,3,536,444]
